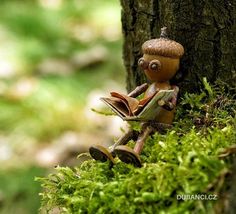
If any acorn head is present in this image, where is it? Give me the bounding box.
[139,27,184,82]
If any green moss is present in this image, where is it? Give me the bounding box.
[37,81,236,213]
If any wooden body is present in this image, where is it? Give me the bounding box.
[142,52,180,125]
[144,82,175,124]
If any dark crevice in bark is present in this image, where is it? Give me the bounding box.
[150,0,159,38]
[137,11,155,17]
[212,17,222,82]
[130,0,136,27]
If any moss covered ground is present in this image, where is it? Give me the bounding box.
[37,80,236,214]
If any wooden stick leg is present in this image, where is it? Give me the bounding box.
[134,126,154,155]
[109,129,136,153]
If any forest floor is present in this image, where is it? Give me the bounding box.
[38,80,236,213]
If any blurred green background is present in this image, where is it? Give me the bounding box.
[0,0,124,213]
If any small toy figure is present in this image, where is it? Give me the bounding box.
[89,27,184,167]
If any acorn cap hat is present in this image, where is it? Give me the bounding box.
[142,27,184,58]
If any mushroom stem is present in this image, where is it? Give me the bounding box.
[160,27,168,39]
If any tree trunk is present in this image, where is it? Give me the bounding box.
[120,0,236,93]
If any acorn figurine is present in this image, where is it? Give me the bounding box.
[89,27,184,167]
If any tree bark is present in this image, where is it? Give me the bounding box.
[120,0,236,93]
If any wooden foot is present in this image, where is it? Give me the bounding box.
[114,145,142,167]
[89,145,114,164]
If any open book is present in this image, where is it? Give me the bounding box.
[100,89,174,121]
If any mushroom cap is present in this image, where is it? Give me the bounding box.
[142,38,184,58]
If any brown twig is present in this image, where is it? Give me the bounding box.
[134,125,154,154]
[128,83,148,98]
[109,129,137,153]
[218,145,236,159]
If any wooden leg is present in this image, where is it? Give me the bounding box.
[114,123,152,167]
[133,125,154,155]
[109,129,136,153]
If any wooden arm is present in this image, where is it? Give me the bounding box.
[158,100,174,111]
[158,85,179,111]
[170,85,179,106]
[128,83,148,98]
